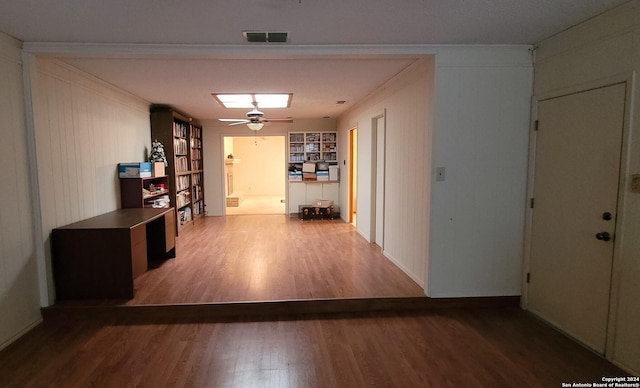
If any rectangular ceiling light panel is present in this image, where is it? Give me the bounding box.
[256,94,291,108]
[213,93,292,109]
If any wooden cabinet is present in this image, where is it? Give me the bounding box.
[120,175,170,208]
[52,208,176,299]
[150,106,205,233]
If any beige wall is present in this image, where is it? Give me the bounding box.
[530,0,640,375]
[0,32,41,351]
[230,136,285,197]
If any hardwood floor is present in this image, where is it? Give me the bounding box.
[3,215,629,386]
[0,307,627,387]
[61,214,426,306]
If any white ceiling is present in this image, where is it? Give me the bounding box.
[0,0,629,121]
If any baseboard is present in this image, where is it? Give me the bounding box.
[0,316,43,352]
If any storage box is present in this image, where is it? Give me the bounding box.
[289,172,302,181]
[152,162,165,177]
[302,162,316,173]
[303,173,317,181]
[313,199,333,207]
[329,165,339,181]
[316,171,329,181]
[298,204,335,220]
[118,162,152,178]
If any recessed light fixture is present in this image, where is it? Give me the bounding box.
[213,93,292,109]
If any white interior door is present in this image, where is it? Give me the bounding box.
[528,83,625,353]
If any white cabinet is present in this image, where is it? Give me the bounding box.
[288,182,307,213]
[288,182,340,214]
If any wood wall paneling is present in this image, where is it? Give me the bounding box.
[33,59,152,305]
[429,53,532,298]
[337,58,434,288]
[0,32,41,351]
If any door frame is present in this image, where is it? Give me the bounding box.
[348,127,357,225]
[522,74,634,359]
[370,113,386,248]
[220,134,287,216]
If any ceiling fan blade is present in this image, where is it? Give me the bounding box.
[228,121,250,126]
[219,118,249,122]
[219,118,251,126]
[262,119,293,123]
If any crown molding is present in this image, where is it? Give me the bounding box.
[20,42,529,59]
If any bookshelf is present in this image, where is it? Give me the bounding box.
[150,106,205,233]
[120,175,171,209]
[288,131,337,163]
[287,131,339,214]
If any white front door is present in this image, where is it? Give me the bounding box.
[527,83,626,353]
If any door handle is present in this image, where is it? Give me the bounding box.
[595,232,611,241]
[602,212,613,221]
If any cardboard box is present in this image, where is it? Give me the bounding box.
[303,173,317,181]
[152,162,165,177]
[302,162,316,173]
[118,162,152,178]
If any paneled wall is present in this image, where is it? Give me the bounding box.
[429,47,533,297]
[0,33,40,351]
[32,58,151,304]
[337,58,434,286]
[532,0,640,375]
[337,49,532,296]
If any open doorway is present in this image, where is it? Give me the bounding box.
[223,135,286,215]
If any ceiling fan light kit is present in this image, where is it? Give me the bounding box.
[246,122,264,131]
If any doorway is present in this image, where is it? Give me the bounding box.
[223,135,286,215]
[527,83,626,354]
[348,128,358,225]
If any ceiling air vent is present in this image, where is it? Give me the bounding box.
[243,31,289,43]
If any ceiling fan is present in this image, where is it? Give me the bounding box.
[218,102,293,131]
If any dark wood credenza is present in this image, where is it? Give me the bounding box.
[52,207,176,300]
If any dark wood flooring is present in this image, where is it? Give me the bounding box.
[0,307,628,387]
[0,215,629,386]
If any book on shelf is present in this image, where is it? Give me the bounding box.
[176,156,189,172]
[173,121,188,137]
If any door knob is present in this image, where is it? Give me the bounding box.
[595,232,611,241]
[602,212,612,221]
